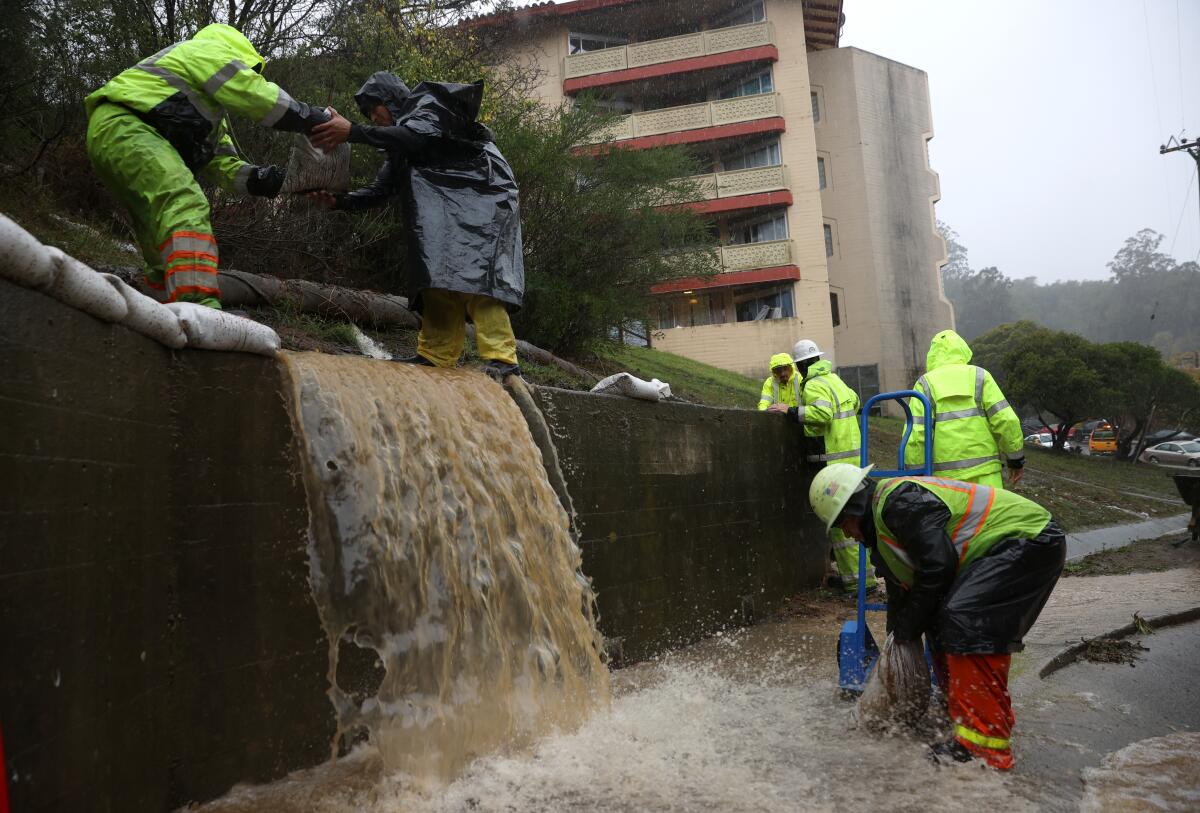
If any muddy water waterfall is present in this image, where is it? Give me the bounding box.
[281,353,609,779]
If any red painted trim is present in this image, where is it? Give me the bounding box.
[578,117,786,154]
[679,190,793,215]
[564,46,778,92]
[651,265,800,294]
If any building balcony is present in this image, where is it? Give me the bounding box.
[564,21,777,91]
[653,239,798,294]
[665,164,791,214]
[586,92,784,148]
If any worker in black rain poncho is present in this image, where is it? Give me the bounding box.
[309,73,524,377]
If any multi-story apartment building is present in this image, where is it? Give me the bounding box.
[472,0,954,401]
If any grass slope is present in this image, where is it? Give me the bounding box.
[593,345,760,409]
[864,417,1186,532]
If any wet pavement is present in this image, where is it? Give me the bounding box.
[192,569,1200,813]
[1066,514,1192,560]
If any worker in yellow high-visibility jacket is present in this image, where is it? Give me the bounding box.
[905,330,1025,488]
[768,339,875,592]
[85,24,329,308]
[757,352,801,411]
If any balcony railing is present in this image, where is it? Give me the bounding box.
[682,164,789,202]
[588,92,783,144]
[565,21,776,80]
[721,239,792,271]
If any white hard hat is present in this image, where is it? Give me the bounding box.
[792,339,823,363]
[809,463,874,531]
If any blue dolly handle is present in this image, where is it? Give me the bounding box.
[837,390,933,693]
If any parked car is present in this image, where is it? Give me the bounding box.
[1140,440,1200,468]
[1088,424,1118,455]
[1142,429,1197,447]
[1025,433,1074,452]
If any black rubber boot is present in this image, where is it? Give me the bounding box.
[391,354,436,366]
[483,360,522,380]
[928,739,974,765]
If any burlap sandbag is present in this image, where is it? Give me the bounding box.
[857,633,930,731]
[280,130,350,194]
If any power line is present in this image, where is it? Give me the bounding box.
[1167,163,1197,256]
[1143,0,1175,227]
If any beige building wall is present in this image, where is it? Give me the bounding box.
[808,47,955,397]
[653,316,808,379]
[499,24,567,107]
[763,0,834,361]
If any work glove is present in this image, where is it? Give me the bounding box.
[787,405,807,423]
[246,164,285,198]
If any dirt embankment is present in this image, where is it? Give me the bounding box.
[1064,531,1200,577]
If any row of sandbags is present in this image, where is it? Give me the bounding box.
[0,214,279,356]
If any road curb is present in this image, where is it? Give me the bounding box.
[1037,605,1200,679]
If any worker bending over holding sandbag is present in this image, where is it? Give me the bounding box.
[85,24,330,308]
[809,463,1065,770]
[309,73,524,379]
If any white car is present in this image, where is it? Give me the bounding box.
[1025,433,1073,451]
[1140,440,1200,468]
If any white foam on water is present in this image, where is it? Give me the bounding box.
[1080,731,1200,812]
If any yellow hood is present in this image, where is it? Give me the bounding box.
[926,329,973,371]
[193,23,266,72]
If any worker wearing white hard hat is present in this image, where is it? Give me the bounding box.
[770,338,872,591]
[808,463,1065,770]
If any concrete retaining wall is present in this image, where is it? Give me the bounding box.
[533,387,825,662]
[0,278,824,810]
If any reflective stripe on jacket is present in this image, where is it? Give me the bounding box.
[84,24,293,186]
[905,330,1024,483]
[871,475,1051,588]
[801,359,861,462]
[757,370,802,410]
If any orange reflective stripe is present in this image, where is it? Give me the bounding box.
[168,284,221,302]
[950,484,978,556]
[957,486,996,563]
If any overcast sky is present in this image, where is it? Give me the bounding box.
[840,0,1200,282]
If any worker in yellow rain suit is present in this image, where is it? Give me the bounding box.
[757,352,802,411]
[769,339,876,593]
[85,24,330,308]
[905,330,1026,489]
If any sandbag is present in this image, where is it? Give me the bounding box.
[590,372,672,402]
[856,633,930,731]
[167,302,280,356]
[0,214,58,290]
[103,274,187,349]
[47,249,129,323]
[280,130,350,194]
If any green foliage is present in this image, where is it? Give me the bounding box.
[497,99,717,354]
[938,224,1200,359]
[971,320,1200,453]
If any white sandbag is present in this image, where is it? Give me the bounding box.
[103,274,187,349]
[280,129,351,194]
[167,302,280,356]
[46,249,129,323]
[0,214,58,290]
[590,372,672,402]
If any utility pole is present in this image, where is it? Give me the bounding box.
[1160,135,1200,228]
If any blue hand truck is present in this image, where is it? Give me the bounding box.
[836,389,933,694]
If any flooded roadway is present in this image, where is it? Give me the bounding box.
[194,568,1200,813]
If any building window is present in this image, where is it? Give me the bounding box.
[735,286,794,322]
[811,91,820,122]
[569,32,628,54]
[658,292,722,329]
[718,69,773,100]
[830,292,841,327]
[823,223,834,257]
[817,156,827,190]
[718,0,766,27]
[719,138,781,171]
[729,211,789,245]
[839,364,881,414]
